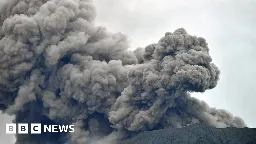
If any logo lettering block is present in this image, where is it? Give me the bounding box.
[6,123,16,134]
[31,123,41,134]
[18,123,28,134]
[6,123,75,134]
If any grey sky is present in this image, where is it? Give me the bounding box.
[0,0,255,143]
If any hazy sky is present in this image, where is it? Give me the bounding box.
[1,0,255,143]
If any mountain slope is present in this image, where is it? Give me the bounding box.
[121,124,256,144]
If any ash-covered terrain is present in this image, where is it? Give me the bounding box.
[121,124,256,144]
[0,0,254,144]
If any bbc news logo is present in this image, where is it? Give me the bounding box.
[6,123,75,134]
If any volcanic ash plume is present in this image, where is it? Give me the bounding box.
[0,0,245,143]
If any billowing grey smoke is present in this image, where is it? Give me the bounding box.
[0,0,245,144]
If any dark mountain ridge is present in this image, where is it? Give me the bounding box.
[121,124,256,144]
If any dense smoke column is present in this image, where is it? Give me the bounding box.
[0,0,135,143]
[109,29,244,131]
[0,0,245,144]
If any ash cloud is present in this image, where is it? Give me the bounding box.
[0,0,245,144]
